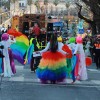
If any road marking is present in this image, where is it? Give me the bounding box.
[9,76,24,82]
[91,80,100,85]
[88,69,100,73]
[16,65,24,70]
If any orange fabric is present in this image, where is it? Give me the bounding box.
[62,45,72,58]
[94,44,100,49]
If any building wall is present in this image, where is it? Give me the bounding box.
[19,0,27,7]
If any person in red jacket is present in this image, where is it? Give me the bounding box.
[32,23,41,42]
[32,23,41,36]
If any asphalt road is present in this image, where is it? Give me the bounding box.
[0,61,100,100]
[0,81,100,100]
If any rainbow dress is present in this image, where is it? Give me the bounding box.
[36,51,67,82]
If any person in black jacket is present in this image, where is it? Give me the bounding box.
[30,38,41,72]
[93,38,100,69]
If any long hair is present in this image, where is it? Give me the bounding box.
[50,34,58,52]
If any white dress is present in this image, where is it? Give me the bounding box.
[40,42,67,55]
[68,43,76,53]
[74,43,88,80]
[0,38,16,77]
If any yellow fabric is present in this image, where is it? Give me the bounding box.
[57,36,62,42]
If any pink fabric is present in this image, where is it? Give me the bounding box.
[75,54,80,77]
[76,36,83,44]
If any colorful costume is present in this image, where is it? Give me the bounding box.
[77,20,84,34]
[36,35,67,83]
[67,37,77,82]
[0,33,16,77]
[74,36,88,80]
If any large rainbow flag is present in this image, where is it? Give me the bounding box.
[7,29,29,64]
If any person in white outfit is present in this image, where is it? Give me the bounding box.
[0,33,16,77]
[74,36,88,81]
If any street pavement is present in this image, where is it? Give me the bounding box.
[0,61,100,100]
[1,61,100,86]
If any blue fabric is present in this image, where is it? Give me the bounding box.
[53,22,63,27]
[36,67,67,81]
[71,55,77,70]
[71,55,77,81]
[78,29,84,34]
[27,44,34,64]
[0,58,2,73]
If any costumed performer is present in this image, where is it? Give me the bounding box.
[0,33,16,77]
[8,35,16,74]
[59,36,75,83]
[77,19,84,34]
[68,37,77,83]
[74,36,88,80]
[36,34,68,84]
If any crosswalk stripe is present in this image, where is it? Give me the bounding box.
[88,69,100,72]
[6,76,100,85]
[91,80,100,85]
[9,76,24,82]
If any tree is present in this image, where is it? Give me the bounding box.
[44,0,48,14]
[53,0,59,15]
[34,0,40,13]
[40,6,44,13]
[65,2,70,16]
[76,0,100,35]
[27,0,33,14]
[10,0,16,12]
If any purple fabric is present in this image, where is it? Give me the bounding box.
[13,54,25,64]
[1,33,9,41]
[8,49,16,74]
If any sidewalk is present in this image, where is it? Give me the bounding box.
[2,62,100,86]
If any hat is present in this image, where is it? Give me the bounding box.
[76,36,83,44]
[57,36,62,42]
[1,33,9,41]
[69,37,75,43]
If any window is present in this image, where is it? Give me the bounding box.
[22,3,24,7]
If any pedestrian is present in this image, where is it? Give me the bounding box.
[32,23,41,42]
[93,38,100,69]
[24,37,41,72]
[36,34,68,84]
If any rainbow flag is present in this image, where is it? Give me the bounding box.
[7,29,29,64]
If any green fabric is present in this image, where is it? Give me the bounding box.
[66,59,72,77]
